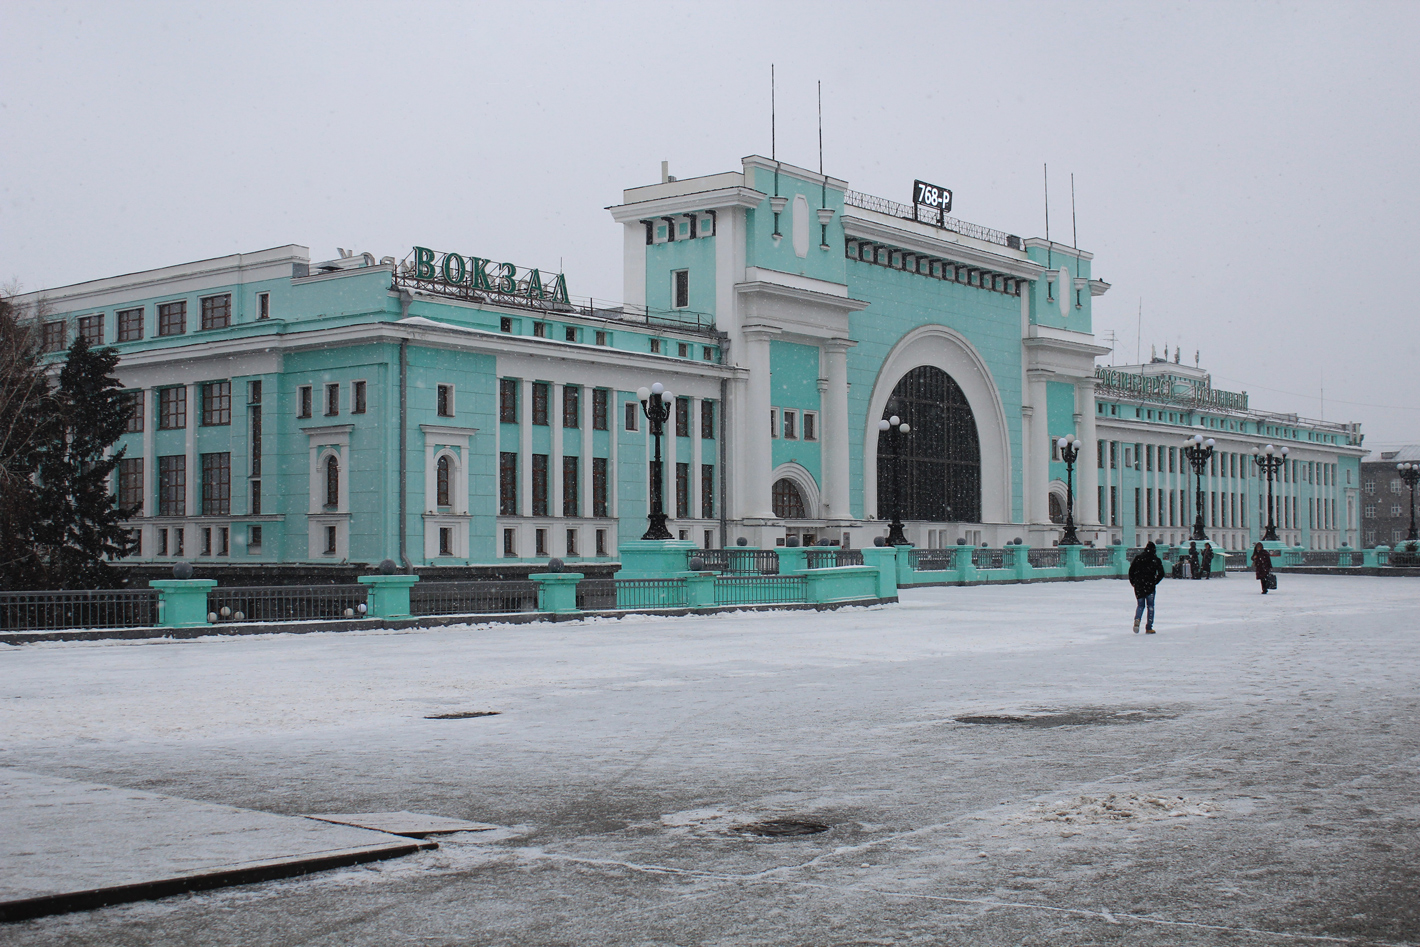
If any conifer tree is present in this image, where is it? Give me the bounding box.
[0,295,53,590]
[32,334,138,588]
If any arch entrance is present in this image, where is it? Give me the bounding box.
[876,366,981,523]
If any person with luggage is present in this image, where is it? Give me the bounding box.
[1253,542,1274,594]
[1201,542,1214,579]
[1128,541,1166,634]
[1187,541,1202,579]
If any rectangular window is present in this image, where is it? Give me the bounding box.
[201,381,231,426]
[676,462,690,518]
[436,384,453,418]
[595,330,608,346]
[1135,443,1142,469]
[1110,441,1117,468]
[1146,487,1154,527]
[257,293,270,320]
[532,383,549,425]
[701,400,715,439]
[125,390,145,433]
[783,410,797,440]
[325,383,340,417]
[325,525,337,555]
[158,301,186,336]
[200,294,231,330]
[79,314,104,345]
[500,317,512,333]
[1146,445,1154,472]
[676,397,690,438]
[1097,441,1105,469]
[42,321,66,353]
[249,381,262,478]
[504,528,517,557]
[703,346,714,361]
[592,388,609,430]
[249,525,262,551]
[353,380,366,414]
[1110,486,1119,526]
[532,321,547,338]
[803,412,817,442]
[159,386,187,429]
[596,528,607,557]
[201,452,231,515]
[531,454,549,516]
[499,452,517,515]
[157,528,168,556]
[439,527,452,557]
[563,385,580,428]
[592,457,609,517]
[202,527,212,556]
[118,458,143,511]
[158,455,186,516]
[535,528,547,557]
[563,456,579,517]
[564,528,578,556]
[625,401,639,432]
[1169,447,1176,473]
[298,385,312,418]
[118,308,144,341]
[701,463,714,517]
[250,480,261,516]
[650,338,661,354]
[678,342,689,358]
[565,326,578,343]
[770,408,778,438]
[1135,487,1141,525]
[500,379,518,424]
[673,270,689,308]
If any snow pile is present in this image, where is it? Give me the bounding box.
[1018,791,1221,825]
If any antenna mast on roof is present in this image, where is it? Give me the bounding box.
[1044,164,1051,271]
[771,64,776,161]
[1071,173,1078,248]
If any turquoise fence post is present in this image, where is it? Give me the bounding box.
[1062,545,1084,578]
[895,546,916,587]
[804,566,880,605]
[685,572,716,607]
[617,539,698,577]
[531,572,584,614]
[149,579,218,628]
[776,546,809,575]
[1013,545,1031,581]
[957,546,978,583]
[859,546,899,599]
[1111,544,1130,575]
[357,574,420,619]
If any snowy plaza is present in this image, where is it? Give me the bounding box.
[2,573,1418,945]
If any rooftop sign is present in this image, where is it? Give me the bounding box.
[1094,366,1249,412]
[399,247,570,307]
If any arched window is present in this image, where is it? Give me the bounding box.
[772,478,806,519]
[325,454,339,508]
[1049,492,1064,524]
[436,455,451,508]
[876,366,980,522]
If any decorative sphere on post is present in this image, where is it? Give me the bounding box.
[547,557,565,573]
[173,561,194,580]
[736,536,748,546]
[688,556,705,571]
[379,558,397,575]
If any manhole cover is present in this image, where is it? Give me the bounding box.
[730,819,830,838]
[425,711,500,720]
[955,709,1174,728]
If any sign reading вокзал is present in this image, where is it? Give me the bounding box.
[406,247,571,304]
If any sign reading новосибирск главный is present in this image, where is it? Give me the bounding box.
[406,247,571,304]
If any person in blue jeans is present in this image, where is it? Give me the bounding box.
[1128,541,1166,634]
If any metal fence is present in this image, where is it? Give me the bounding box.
[713,575,809,606]
[971,548,1006,570]
[207,585,368,623]
[411,581,538,615]
[843,190,1019,248]
[613,578,689,609]
[574,579,618,610]
[691,549,780,575]
[804,548,866,569]
[1027,548,1062,568]
[0,589,159,631]
[1081,548,1114,567]
[909,548,957,571]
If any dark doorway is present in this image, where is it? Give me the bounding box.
[876,366,981,522]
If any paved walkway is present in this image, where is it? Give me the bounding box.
[0,769,430,921]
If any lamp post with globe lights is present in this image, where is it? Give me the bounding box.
[1056,433,1082,545]
[877,414,911,546]
[1398,462,1419,542]
[1251,443,1288,543]
[636,382,675,541]
[1183,433,1215,542]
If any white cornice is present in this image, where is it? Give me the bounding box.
[1022,238,1095,261]
[743,267,849,298]
[741,155,849,191]
[419,423,480,439]
[842,215,1043,280]
[734,281,870,313]
[608,186,767,222]
[1023,336,1113,358]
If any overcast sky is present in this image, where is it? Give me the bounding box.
[2,1,1415,443]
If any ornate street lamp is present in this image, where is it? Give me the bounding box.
[1056,433,1082,545]
[1183,432,1215,542]
[1398,461,1419,542]
[1251,443,1288,543]
[877,414,911,546]
[637,382,675,541]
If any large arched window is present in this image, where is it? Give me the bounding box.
[772,478,807,519]
[325,454,339,508]
[876,366,980,522]
[436,455,451,508]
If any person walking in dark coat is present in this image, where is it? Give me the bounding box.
[1201,542,1214,579]
[1128,541,1166,634]
[1253,542,1273,594]
[1187,541,1201,579]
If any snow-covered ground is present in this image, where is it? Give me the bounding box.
[2,575,1418,945]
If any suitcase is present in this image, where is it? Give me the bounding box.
[1265,573,1277,591]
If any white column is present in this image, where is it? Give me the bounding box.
[580,384,592,519]
[1076,378,1099,527]
[142,387,154,517]
[665,395,678,528]
[822,340,853,522]
[741,327,776,519]
[691,398,704,520]
[551,383,564,519]
[185,385,197,518]
[519,379,532,517]
[1026,371,1050,525]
